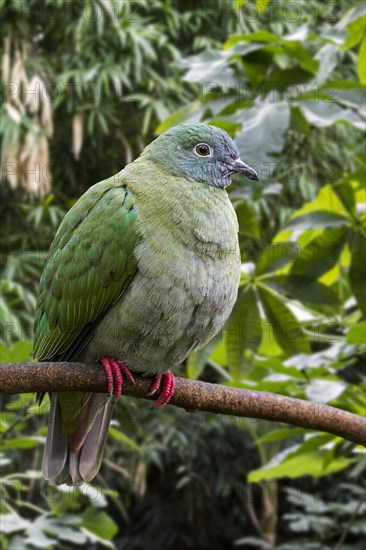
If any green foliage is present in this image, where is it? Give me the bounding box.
[1,0,365,548]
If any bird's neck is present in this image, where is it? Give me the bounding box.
[123,159,238,254]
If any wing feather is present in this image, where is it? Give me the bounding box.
[33,176,139,361]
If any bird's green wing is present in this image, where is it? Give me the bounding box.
[33,176,139,361]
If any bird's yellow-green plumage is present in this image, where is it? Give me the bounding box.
[33,123,258,484]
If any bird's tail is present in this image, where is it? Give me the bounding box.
[43,392,114,485]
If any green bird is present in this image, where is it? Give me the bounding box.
[33,123,258,484]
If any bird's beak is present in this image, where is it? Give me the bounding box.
[229,158,259,181]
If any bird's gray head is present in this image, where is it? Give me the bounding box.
[142,123,258,188]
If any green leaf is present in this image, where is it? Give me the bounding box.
[257,427,309,443]
[349,231,366,315]
[22,516,74,548]
[256,242,299,276]
[225,286,261,379]
[257,286,311,355]
[0,513,29,534]
[346,322,366,345]
[235,101,290,170]
[234,0,247,8]
[0,341,33,362]
[319,81,366,117]
[155,102,201,134]
[289,227,348,279]
[24,516,86,547]
[186,334,221,380]
[290,434,334,456]
[2,437,42,450]
[225,30,281,48]
[81,507,118,541]
[257,320,285,357]
[269,275,340,306]
[290,184,351,218]
[299,100,365,131]
[342,13,366,50]
[209,119,241,136]
[287,211,350,230]
[290,105,310,135]
[315,43,339,84]
[182,51,235,85]
[333,179,356,216]
[256,0,271,15]
[358,36,366,84]
[109,427,142,454]
[248,451,353,482]
[236,200,260,238]
[282,41,319,74]
[305,379,346,403]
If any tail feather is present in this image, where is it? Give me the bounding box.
[69,451,83,485]
[79,397,115,482]
[43,392,115,485]
[43,394,69,484]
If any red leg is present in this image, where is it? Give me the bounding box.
[101,357,134,399]
[102,357,114,395]
[110,359,123,399]
[149,371,176,408]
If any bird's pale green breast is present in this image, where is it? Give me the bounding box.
[79,158,241,374]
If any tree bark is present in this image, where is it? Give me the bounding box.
[0,361,365,446]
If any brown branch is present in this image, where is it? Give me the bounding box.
[0,361,365,446]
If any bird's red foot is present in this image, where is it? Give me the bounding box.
[101,357,135,399]
[147,371,176,408]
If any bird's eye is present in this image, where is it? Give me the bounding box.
[194,143,211,157]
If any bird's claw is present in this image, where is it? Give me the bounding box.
[101,357,134,399]
[148,371,175,408]
[102,359,174,407]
